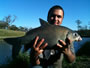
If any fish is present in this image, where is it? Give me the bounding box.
[4,18,82,59]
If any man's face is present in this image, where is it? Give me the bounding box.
[48,9,64,25]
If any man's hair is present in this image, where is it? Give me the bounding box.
[47,5,64,21]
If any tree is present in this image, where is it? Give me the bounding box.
[3,15,17,29]
[76,20,82,31]
[0,21,8,29]
[88,21,90,30]
[9,25,19,30]
[19,26,25,31]
[84,25,88,30]
[18,26,29,32]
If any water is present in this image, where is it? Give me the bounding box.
[0,41,12,65]
[74,37,90,53]
[0,42,30,65]
[0,37,90,65]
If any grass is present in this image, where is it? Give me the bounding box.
[63,56,90,68]
[63,41,90,68]
[0,53,30,68]
[0,55,90,68]
[0,29,25,40]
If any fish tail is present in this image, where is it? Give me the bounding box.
[4,37,22,59]
[4,37,21,46]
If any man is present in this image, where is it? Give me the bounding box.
[30,5,75,68]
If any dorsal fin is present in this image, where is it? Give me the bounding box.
[39,18,50,26]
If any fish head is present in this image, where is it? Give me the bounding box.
[66,31,82,42]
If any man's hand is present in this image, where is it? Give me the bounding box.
[30,36,48,65]
[57,38,71,54]
[56,38,75,63]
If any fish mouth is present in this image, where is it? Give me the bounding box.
[78,37,82,41]
[75,36,82,42]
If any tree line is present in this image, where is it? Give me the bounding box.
[0,15,31,32]
[0,15,90,36]
[76,20,90,37]
[76,20,90,30]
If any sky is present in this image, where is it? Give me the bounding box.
[0,0,90,30]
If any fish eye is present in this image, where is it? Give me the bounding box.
[73,33,78,36]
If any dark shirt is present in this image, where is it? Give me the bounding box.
[30,43,75,68]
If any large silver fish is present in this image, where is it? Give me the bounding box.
[4,19,82,59]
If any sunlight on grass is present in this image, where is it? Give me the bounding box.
[0,29,25,40]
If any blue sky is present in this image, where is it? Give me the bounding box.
[0,0,90,30]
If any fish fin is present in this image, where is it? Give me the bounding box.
[4,37,20,46]
[12,43,22,59]
[4,37,22,59]
[39,18,50,27]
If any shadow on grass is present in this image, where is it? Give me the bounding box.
[63,56,90,68]
[0,53,30,68]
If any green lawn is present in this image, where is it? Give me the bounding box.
[0,29,25,40]
[63,56,90,68]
